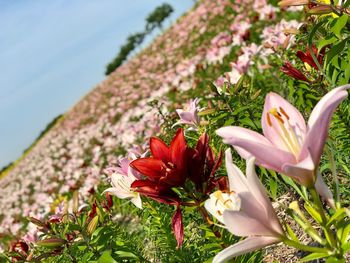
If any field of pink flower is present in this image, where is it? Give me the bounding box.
[1,0,350,262]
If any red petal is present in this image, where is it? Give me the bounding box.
[131,180,180,205]
[131,180,159,194]
[170,128,187,170]
[296,48,319,69]
[130,158,163,180]
[150,137,170,162]
[209,150,223,179]
[215,176,229,192]
[172,207,184,248]
[280,62,309,82]
[195,133,209,156]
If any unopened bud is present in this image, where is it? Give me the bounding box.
[198,108,215,116]
[279,0,309,7]
[308,5,333,14]
[72,191,79,214]
[87,216,99,235]
[36,238,66,248]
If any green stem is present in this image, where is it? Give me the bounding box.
[325,145,341,208]
[309,187,337,248]
[282,237,330,254]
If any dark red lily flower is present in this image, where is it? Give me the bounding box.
[296,45,325,70]
[130,128,188,188]
[10,240,29,260]
[187,133,223,194]
[280,62,309,82]
[130,129,188,248]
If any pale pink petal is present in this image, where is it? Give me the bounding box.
[238,192,269,227]
[234,146,253,159]
[282,150,315,186]
[131,195,143,209]
[262,92,307,149]
[213,236,280,263]
[176,110,195,123]
[225,149,249,193]
[104,188,132,199]
[303,85,349,164]
[119,158,130,174]
[217,127,295,172]
[315,172,334,208]
[245,157,284,235]
[204,195,225,224]
[225,150,270,226]
[223,210,273,237]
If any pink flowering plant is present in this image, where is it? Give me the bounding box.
[1,0,350,262]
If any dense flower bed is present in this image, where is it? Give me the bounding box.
[1,0,350,262]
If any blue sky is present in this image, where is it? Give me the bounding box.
[0,0,194,168]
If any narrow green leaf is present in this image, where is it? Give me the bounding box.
[304,203,322,224]
[326,208,346,227]
[285,223,299,242]
[341,222,350,244]
[300,252,330,262]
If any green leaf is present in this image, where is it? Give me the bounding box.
[331,14,348,38]
[280,175,306,200]
[300,252,330,262]
[340,222,350,244]
[342,242,350,253]
[285,223,299,242]
[304,203,322,224]
[98,250,117,263]
[326,256,345,263]
[326,38,348,65]
[114,250,139,259]
[318,36,338,50]
[326,208,346,227]
[269,176,277,200]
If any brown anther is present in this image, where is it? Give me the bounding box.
[267,113,272,127]
[274,114,284,124]
[279,107,290,120]
[224,199,233,206]
[217,210,223,216]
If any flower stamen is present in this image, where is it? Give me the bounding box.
[268,107,301,157]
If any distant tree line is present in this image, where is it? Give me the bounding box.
[105,3,174,75]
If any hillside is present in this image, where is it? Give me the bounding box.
[1,0,350,262]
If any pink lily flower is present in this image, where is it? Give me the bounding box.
[208,149,284,263]
[173,98,201,130]
[104,156,143,209]
[217,85,349,187]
